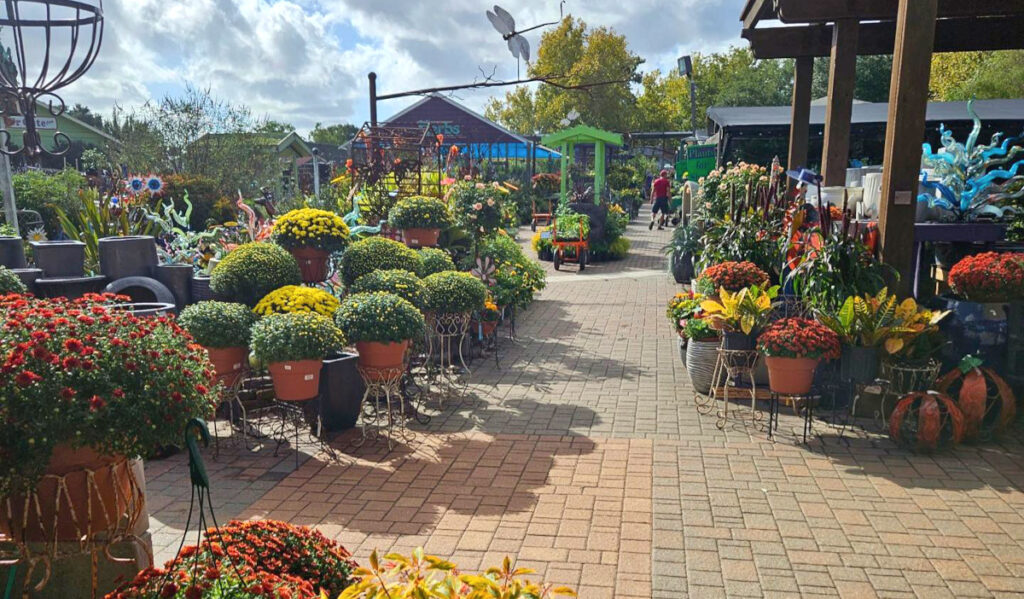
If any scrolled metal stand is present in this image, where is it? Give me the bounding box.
[709,348,763,430]
[355,364,413,452]
[424,312,471,409]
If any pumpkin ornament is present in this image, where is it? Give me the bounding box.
[935,356,1016,441]
[889,391,965,453]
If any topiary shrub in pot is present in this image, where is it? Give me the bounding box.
[336,291,426,374]
[178,301,257,386]
[273,208,351,283]
[0,265,27,294]
[253,285,341,318]
[422,270,488,317]
[339,236,422,287]
[250,312,345,401]
[0,293,219,543]
[417,247,456,276]
[351,269,425,309]
[210,242,301,307]
[390,195,453,248]
[758,317,840,395]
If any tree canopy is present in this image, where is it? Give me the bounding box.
[310,122,359,145]
[811,55,893,103]
[930,51,1024,101]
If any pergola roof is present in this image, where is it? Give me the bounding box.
[708,99,1024,129]
[541,125,623,148]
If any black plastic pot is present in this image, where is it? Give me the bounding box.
[320,352,366,431]
[722,331,756,351]
[0,236,26,268]
[191,275,215,303]
[1007,301,1024,394]
[671,249,694,284]
[839,345,879,384]
[98,236,158,280]
[30,240,86,277]
[11,268,41,294]
[35,275,107,299]
[155,264,194,312]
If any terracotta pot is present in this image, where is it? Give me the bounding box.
[289,247,330,283]
[0,444,133,543]
[355,340,409,374]
[470,320,498,337]
[206,346,249,387]
[268,359,323,400]
[764,356,820,395]
[401,228,441,248]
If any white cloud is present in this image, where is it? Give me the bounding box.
[36,0,745,132]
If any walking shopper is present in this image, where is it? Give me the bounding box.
[649,169,672,230]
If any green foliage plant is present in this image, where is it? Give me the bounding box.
[339,236,422,287]
[422,271,488,314]
[351,269,425,309]
[0,266,27,294]
[250,312,344,363]
[210,242,302,307]
[417,247,456,276]
[178,301,256,348]
[335,292,426,343]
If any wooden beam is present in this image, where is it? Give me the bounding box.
[741,0,772,29]
[787,56,814,173]
[821,20,858,187]
[775,0,1024,23]
[743,15,1024,58]
[879,0,939,297]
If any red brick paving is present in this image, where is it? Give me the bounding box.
[145,210,1024,597]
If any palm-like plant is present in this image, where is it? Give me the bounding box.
[701,284,779,334]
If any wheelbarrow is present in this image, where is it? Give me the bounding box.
[551,217,589,273]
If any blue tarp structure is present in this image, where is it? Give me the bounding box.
[453,142,561,160]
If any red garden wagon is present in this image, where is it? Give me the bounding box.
[551,216,589,272]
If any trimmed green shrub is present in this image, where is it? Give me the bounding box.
[250,312,344,363]
[0,266,26,294]
[417,247,456,277]
[335,292,426,343]
[389,196,453,229]
[422,271,487,314]
[339,237,422,287]
[12,168,87,235]
[178,301,257,348]
[351,269,425,309]
[210,243,302,307]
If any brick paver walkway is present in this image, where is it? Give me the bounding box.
[146,209,1024,598]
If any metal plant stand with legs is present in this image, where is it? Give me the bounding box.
[424,312,471,409]
[709,348,763,429]
[767,392,821,443]
[356,364,413,451]
[270,394,333,467]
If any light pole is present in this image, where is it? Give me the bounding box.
[312,147,320,199]
[677,55,699,140]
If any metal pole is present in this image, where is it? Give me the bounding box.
[369,72,378,127]
[688,78,699,140]
[312,148,320,199]
[0,124,18,235]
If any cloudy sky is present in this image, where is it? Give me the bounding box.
[44,0,746,133]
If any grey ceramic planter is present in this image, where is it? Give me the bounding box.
[30,240,86,278]
[155,264,194,311]
[12,268,42,294]
[0,236,26,268]
[99,236,158,281]
[35,275,107,300]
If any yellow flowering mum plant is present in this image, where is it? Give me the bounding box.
[253,285,341,318]
[273,208,351,252]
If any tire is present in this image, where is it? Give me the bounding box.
[553,251,561,271]
[104,276,176,305]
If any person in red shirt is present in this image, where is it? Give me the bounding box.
[649,169,673,230]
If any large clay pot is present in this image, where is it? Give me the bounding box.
[98,236,158,281]
[267,359,323,401]
[30,240,86,277]
[355,340,409,373]
[401,228,441,248]
[684,338,719,395]
[764,356,820,395]
[0,445,133,543]
[935,367,1016,441]
[289,247,330,283]
[206,346,249,387]
[889,391,965,453]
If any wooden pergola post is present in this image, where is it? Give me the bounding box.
[821,19,859,186]
[878,0,938,296]
[787,55,814,174]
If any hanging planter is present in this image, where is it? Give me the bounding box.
[935,363,1016,441]
[268,360,323,401]
[889,391,965,453]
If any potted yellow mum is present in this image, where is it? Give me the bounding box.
[273,208,350,283]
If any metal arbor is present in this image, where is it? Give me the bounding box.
[0,0,104,160]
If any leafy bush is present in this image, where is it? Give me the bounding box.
[555,213,590,241]
[417,247,456,276]
[273,208,351,253]
[178,301,256,348]
[389,196,453,229]
[339,236,422,287]
[446,180,507,236]
[667,291,704,335]
[210,243,302,307]
[335,292,425,343]
[250,312,344,363]
[351,269,424,308]
[253,285,341,317]
[0,294,219,495]
[606,236,630,260]
[422,271,487,314]
[12,168,87,235]
[0,266,26,294]
[475,234,547,308]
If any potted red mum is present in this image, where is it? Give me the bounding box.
[758,317,840,394]
[695,261,769,295]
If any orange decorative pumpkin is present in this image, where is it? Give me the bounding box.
[889,391,965,453]
[935,367,1016,441]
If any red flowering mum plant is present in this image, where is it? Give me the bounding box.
[0,293,219,496]
[107,520,357,599]
[948,252,1024,302]
[696,261,768,295]
[757,317,841,360]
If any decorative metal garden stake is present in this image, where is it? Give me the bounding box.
[0,0,104,160]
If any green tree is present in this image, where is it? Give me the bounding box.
[811,55,893,103]
[484,86,538,136]
[66,103,105,130]
[310,122,359,145]
[257,120,295,136]
[930,51,1024,101]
